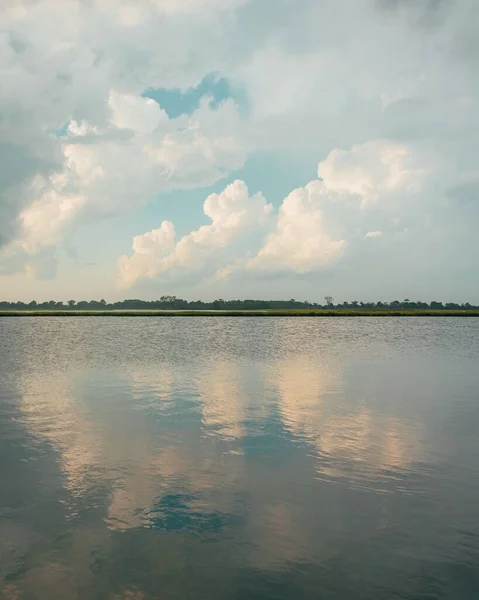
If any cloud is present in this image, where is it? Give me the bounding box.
[318,140,425,205]
[374,0,448,26]
[118,221,176,287]
[118,138,432,285]
[1,0,479,295]
[118,180,273,286]
[248,182,346,273]
[1,93,246,274]
[233,0,479,159]
[108,91,168,135]
[248,138,432,275]
[60,94,246,210]
[0,0,251,273]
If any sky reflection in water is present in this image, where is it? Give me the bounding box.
[1,317,479,599]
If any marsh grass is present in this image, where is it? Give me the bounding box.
[1,310,479,317]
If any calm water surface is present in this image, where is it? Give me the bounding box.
[1,317,479,599]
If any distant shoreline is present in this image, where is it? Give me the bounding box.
[1,310,479,317]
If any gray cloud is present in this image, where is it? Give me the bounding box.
[374,0,448,20]
[0,142,60,247]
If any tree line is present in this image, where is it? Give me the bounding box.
[0,296,477,311]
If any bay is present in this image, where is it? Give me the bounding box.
[1,317,478,599]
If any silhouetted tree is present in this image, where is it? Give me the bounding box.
[1,297,478,312]
[324,296,334,307]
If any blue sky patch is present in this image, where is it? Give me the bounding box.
[143,73,245,118]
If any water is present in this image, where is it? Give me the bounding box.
[1,317,478,600]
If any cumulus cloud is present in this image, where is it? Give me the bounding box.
[118,138,434,286]
[61,94,246,209]
[118,221,176,287]
[118,180,273,286]
[0,0,250,275]
[1,92,246,273]
[108,91,168,135]
[247,138,433,276]
[20,187,86,255]
[1,0,478,295]
[318,140,426,205]
[248,182,346,273]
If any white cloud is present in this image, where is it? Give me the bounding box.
[117,137,439,286]
[108,91,168,135]
[248,182,346,273]
[1,94,246,271]
[0,0,251,265]
[236,41,321,120]
[144,99,246,185]
[1,172,86,258]
[118,180,273,286]
[318,140,425,205]
[1,0,479,296]
[150,0,248,16]
[248,138,431,275]
[60,94,246,211]
[20,190,86,255]
[118,221,176,287]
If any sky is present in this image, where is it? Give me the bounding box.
[1,0,479,303]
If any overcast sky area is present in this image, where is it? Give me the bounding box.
[1,0,478,302]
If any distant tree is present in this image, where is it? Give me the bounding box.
[1,296,478,312]
[445,302,460,310]
[213,299,226,310]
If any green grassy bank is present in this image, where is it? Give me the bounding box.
[1,310,479,317]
